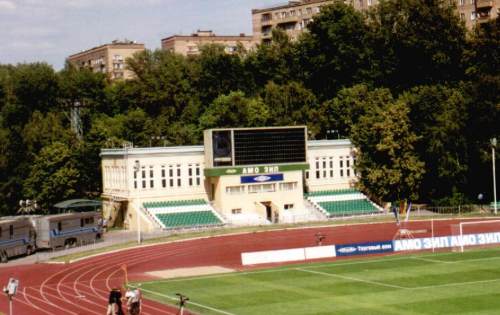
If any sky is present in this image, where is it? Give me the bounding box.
[0,0,280,70]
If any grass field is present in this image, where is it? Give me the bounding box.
[135,247,500,315]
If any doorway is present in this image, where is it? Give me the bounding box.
[261,202,272,222]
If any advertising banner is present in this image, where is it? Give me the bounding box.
[336,241,394,256]
[393,232,500,251]
[240,173,284,184]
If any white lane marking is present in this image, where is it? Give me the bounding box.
[20,287,55,315]
[296,268,409,290]
[412,278,500,290]
[138,286,236,315]
[411,257,457,264]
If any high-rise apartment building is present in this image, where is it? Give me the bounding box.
[68,40,145,80]
[161,30,256,56]
[457,0,499,29]
[252,0,499,44]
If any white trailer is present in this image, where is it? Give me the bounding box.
[0,217,36,263]
[31,211,102,250]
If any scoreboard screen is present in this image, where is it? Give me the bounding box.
[206,127,307,168]
[233,128,306,166]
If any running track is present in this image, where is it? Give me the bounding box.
[0,218,497,315]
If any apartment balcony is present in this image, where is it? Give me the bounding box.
[476,0,493,9]
[276,15,301,24]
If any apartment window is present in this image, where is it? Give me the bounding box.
[226,186,245,195]
[298,9,303,16]
[231,208,242,214]
[80,218,84,228]
[368,0,373,5]
[290,10,296,16]
[306,7,312,14]
[9,225,13,238]
[284,204,294,210]
[314,7,320,13]
[177,178,181,187]
[57,222,62,232]
[460,12,465,20]
[305,171,309,179]
[470,11,476,20]
[459,0,465,5]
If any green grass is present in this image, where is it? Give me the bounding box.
[134,247,500,315]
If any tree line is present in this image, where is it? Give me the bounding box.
[0,0,498,214]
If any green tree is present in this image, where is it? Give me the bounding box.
[126,49,198,120]
[199,91,270,129]
[23,142,81,210]
[244,29,297,89]
[351,97,425,202]
[319,84,393,137]
[367,0,467,90]
[196,44,253,106]
[403,85,468,202]
[297,1,373,100]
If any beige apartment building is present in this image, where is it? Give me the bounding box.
[68,40,145,81]
[252,0,499,43]
[457,0,499,29]
[161,30,255,56]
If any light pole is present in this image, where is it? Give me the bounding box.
[492,138,497,215]
[3,278,18,315]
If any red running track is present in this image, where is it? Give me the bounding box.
[0,218,495,315]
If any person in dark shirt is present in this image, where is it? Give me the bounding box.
[107,288,124,315]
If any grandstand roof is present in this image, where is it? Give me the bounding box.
[100,139,352,157]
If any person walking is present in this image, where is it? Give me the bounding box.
[107,288,124,315]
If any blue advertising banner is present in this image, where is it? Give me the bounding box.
[241,173,284,184]
[335,241,394,256]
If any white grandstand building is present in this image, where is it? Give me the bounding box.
[100,127,382,232]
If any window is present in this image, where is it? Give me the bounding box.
[305,171,309,179]
[177,178,181,187]
[262,184,275,192]
[81,218,84,228]
[161,166,166,188]
[470,11,476,20]
[141,166,146,188]
[306,7,312,14]
[460,12,465,20]
[9,225,13,238]
[134,170,138,189]
[459,0,465,5]
[149,166,154,188]
[284,204,294,210]
[231,208,242,214]
[280,182,297,191]
[367,0,373,5]
[57,222,62,231]
[226,186,245,195]
[316,170,320,179]
[0,226,2,237]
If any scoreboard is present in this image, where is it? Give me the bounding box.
[204,126,307,169]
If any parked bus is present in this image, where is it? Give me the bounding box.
[0,217,36,263]
[31,211,102,250]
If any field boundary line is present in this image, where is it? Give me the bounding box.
[137,287,236,315]
[411,257,457,264]
[296,268,408,290]
[412,278,500,290]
